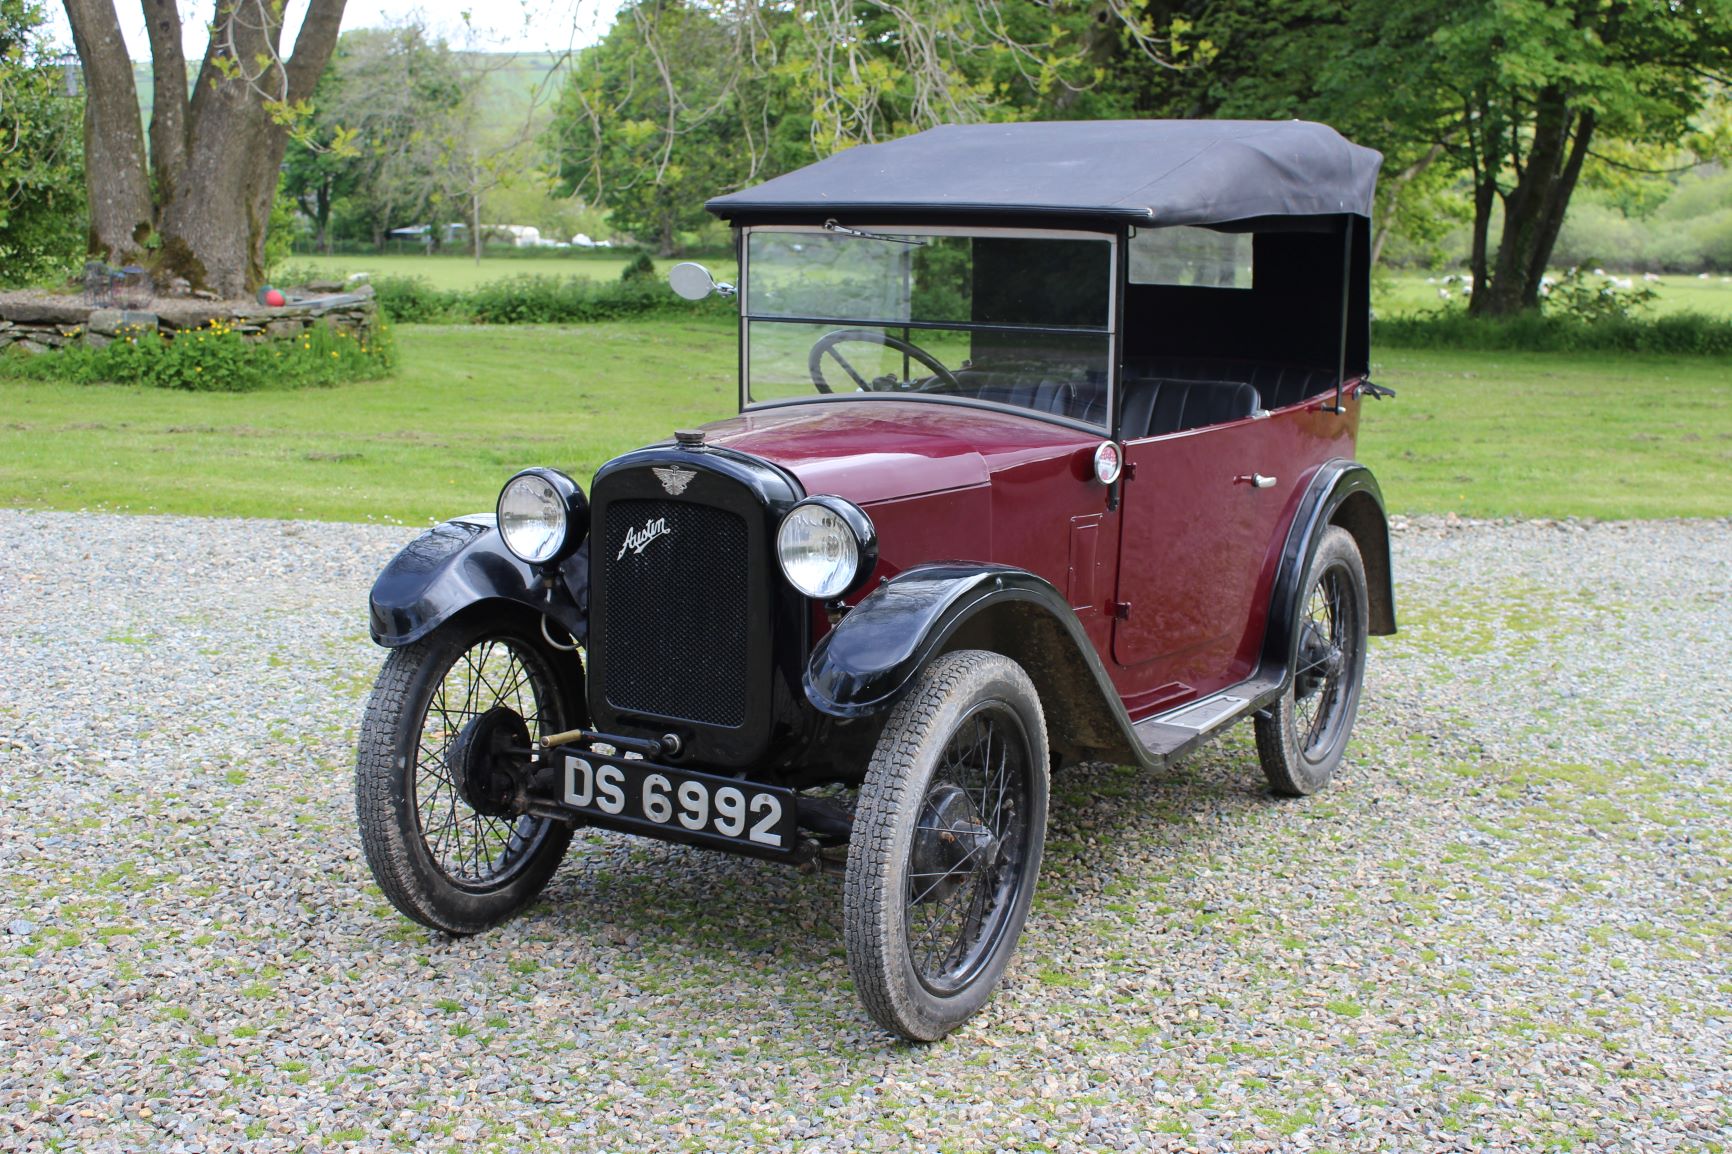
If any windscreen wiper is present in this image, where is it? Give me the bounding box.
[823,219,927,246]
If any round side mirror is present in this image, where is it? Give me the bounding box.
[668,262,718,301]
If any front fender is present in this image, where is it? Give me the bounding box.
[369,515,587,647]
[805,564,1145,766]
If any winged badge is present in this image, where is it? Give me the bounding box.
[652,465,696,496]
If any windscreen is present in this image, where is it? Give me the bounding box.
[743,228,1114,427]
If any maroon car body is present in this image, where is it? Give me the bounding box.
[358,119,1397,1040]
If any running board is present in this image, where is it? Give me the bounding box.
[1132,676,1285,762]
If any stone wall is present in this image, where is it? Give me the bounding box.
[0,285,378,356]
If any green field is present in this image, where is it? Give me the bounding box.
[282,253,737,292]
[1,320,1727,522]
[1375,270,1732,317]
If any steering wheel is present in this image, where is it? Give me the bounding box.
[807,328,961,395]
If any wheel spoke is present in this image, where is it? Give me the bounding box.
[405,634,561,889]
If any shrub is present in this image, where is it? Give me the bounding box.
[0,317,397,390]
[369,271,726,325]
[1374,309,1732,356]
[373,275,460,323]
[620,251,657,282]
[463,274,729,324]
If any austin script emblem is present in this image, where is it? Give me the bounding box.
[652,466,696,496]
[617,516,673,560]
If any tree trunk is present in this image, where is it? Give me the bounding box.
[1467,176,1495,301]
[472,175,482,265]
[66,0,347,296]
[314,183,332,252]
[1475,88,1596,317]
[61,0,152,262]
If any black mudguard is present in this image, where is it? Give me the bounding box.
[1258,459,1396,685]
[368,515,588,647]
[805,565,1146,766]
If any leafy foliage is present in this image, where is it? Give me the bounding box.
[0,0,85,286]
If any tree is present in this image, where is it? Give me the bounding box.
[545,0,1157,251]
[1,0,84,284]
[318,26,464,250]
[548,0,754,254]
[60,0,346,296]
[1426,0,1732,316]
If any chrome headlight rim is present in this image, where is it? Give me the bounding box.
[496,467,590,566]
[776,495,879,601]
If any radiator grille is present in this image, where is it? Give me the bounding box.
[599,498,749,727]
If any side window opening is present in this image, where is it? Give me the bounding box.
[1128,227,1252,290]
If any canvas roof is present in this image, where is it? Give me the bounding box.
[707,120,1382,229]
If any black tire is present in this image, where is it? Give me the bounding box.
[355,616,578,934]
[1255,526,1369,797]
[844,651,1049,1041]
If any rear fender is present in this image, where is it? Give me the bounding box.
[1259,460,1395,685]
[368,515,588,647]
[804,565,1143,767]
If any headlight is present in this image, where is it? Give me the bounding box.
[776,496,878,600]
[497,468,589,565]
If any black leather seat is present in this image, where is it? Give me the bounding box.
[1119,376,1261,438]
[956,370,1110,424]
[1123,357,1338,411]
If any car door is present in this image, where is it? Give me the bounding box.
[1111,417,1294,706]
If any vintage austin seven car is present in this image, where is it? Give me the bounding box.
[355,120,1396,1041]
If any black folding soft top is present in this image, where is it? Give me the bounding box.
[707,120,1382,229]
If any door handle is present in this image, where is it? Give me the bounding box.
[1236,473,1277,489]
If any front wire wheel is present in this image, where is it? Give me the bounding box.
[845,651,1049,1041]
[1255,526,1370,796]
[355,617,579,934]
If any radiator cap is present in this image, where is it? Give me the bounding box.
[674,428,706,448]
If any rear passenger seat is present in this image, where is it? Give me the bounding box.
[942,357,1334,433]
[1125,358,1339,412]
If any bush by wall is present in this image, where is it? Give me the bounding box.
[0,317,397,390]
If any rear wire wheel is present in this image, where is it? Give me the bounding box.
[355,616,579,934]
[844,651,1049,1041]
[1255,526,1369,796]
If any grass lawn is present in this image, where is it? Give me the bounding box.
[1374,270,1732,318]
[281,253,737,292]
[1,320,1726,522]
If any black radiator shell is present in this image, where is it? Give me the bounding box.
[587,444,807,768]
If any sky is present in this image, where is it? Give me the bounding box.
[42,0,624,60]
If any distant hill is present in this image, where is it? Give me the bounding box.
[130,50,567,130]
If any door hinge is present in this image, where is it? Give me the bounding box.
[1112,601,1132,620]
[1122,461,1137,480]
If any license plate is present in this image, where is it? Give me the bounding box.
[560,754,797,856]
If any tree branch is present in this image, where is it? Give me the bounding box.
[140,0,189,206]
[288,0,348,105]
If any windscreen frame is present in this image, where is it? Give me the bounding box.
[737,222,1120,434]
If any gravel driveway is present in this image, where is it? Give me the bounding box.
[1,509,1728,1153]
